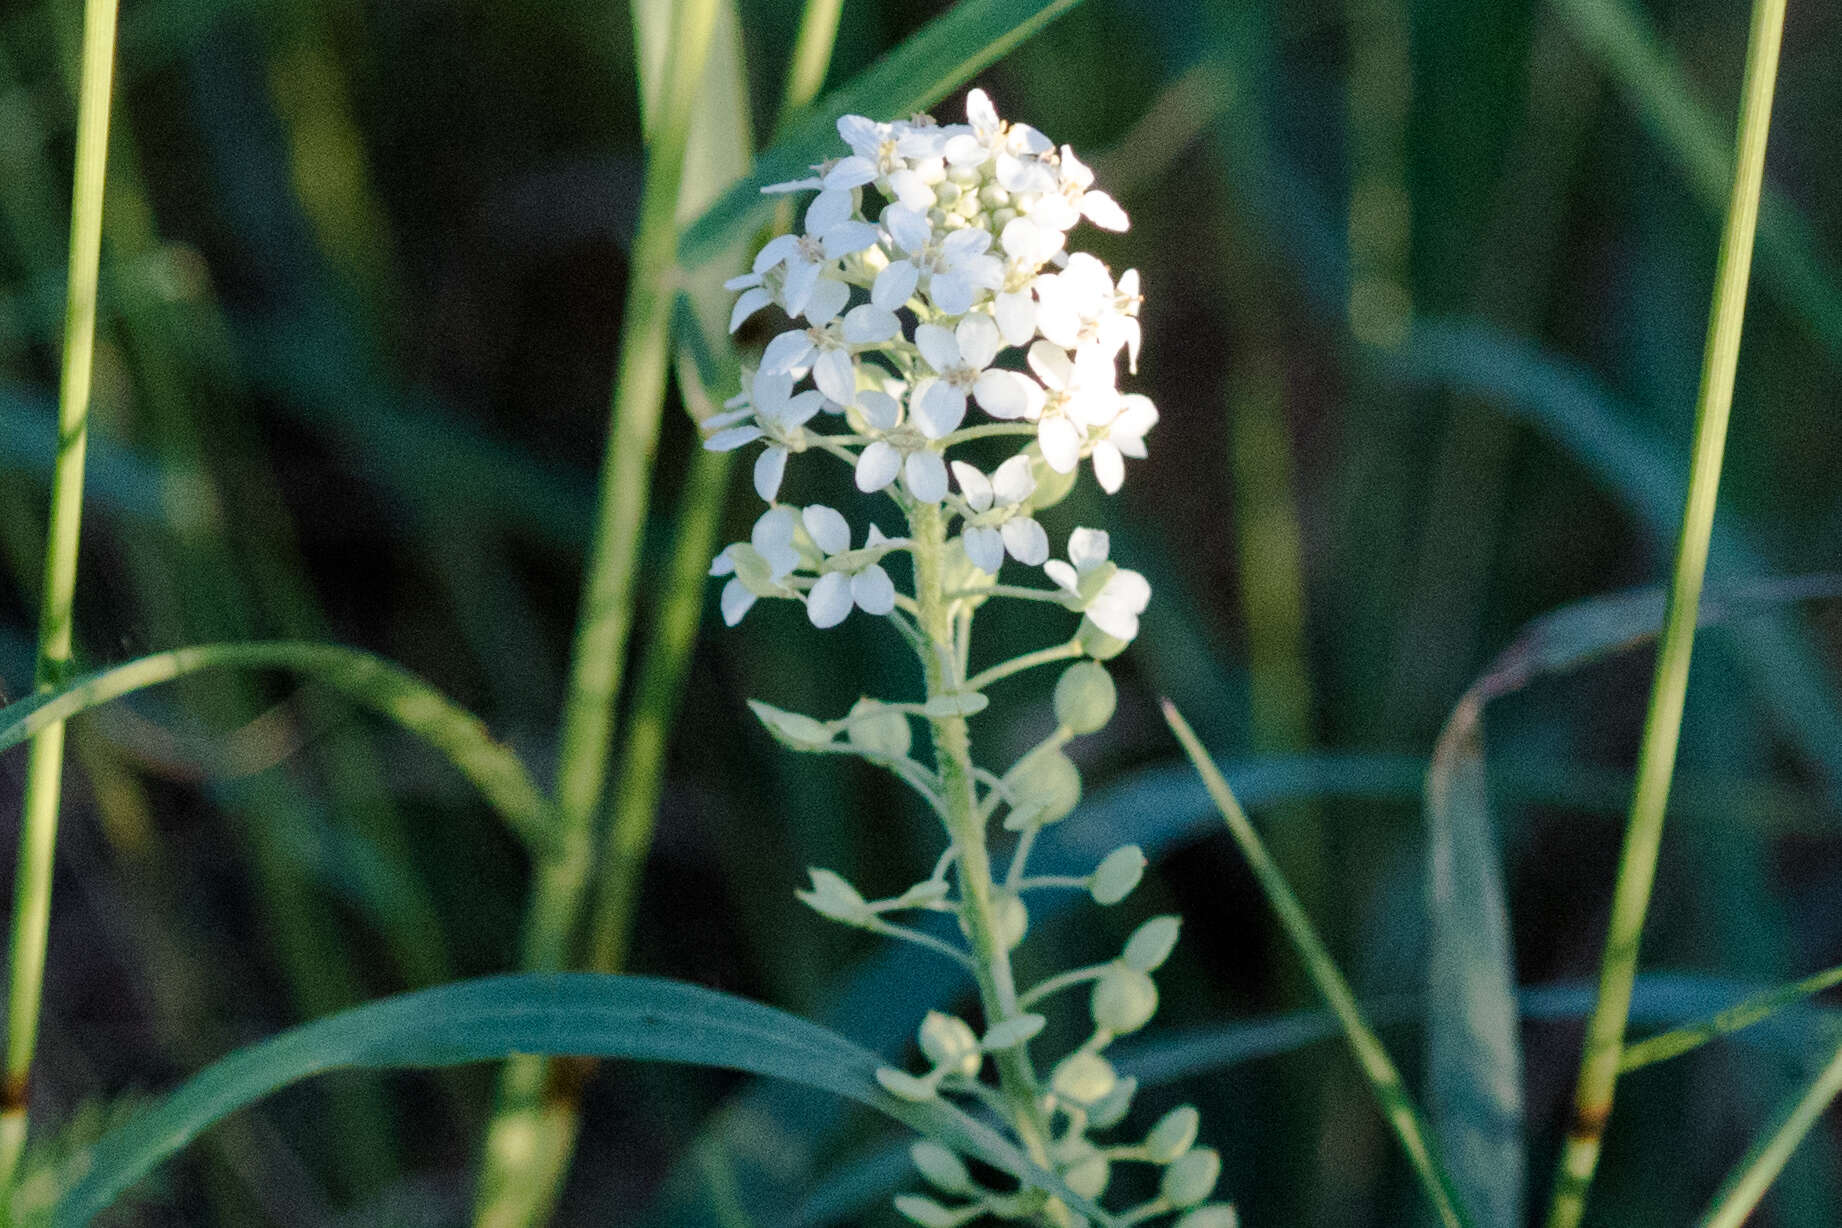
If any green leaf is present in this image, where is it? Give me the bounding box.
[0,642,554,851]
[54,975,1115,1228]
[678,0,1092,270]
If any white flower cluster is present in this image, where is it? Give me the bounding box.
[706,89,1154,638]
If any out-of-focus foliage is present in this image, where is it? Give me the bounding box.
[0,0,1839,1223]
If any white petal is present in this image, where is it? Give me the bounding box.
[761,330,814,376]
[855,440,902,492]
[1043,559,1080,594]
[705,424,763,452]
[703,406,754,431]
[991,455,1037,505]
[729,287,773,333]
[805,189,853,235]
[821,220,880,258]
[856,390,899,432]
[808,572,853,628]
[1028,192,1080,231]
[778,390,826,430]
[955,313,1001,370]
[958,254,1005,292]
[1009,124,1053,156]
[823,157,878,190]
[914,323,960,373]
[1092,441,1125,493]
[973,370,1031,420]
[709,548,736,577]
[724,271,763,291]
[782,260,821,316]
[802,274,850,326]
[753,233,799,273]
[842,305,900,344]
[1039,416,1082,473]
[1104,568,1151,613]
[1000,216,1052,264]
[872,261,921,312]
[802,504,852,556]
[951,460,993,511]
[929,272,974,317]
[1027,339,1073,390]
[994,289,1037,347]
[1069,527,1111,571]
[966,88,998,133]
[903,450,948,503]
[1086,603,1140,643]
[943,132,987,166]
[882,204,932,253]
[720,579,756,627]
[942,227,993,258]
[886,169,936,211]
[837,114,879,151]
[912,380,968,439]
[1001,517,1050,565]
[1082,190,1129,232]
[754,447,788,502]
[851,565,896,615]
[814,348,858,405]
[962,526,1003,574]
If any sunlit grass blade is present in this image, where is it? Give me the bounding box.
[678,0,1092,270]
[1695,1036,1842,1228]
[1543,0,1787,1221]
[1162,700,1474,1228]
[0,0,119,1200]
[1621,962,1842,1074]
[0,642,554,851]
[53,974,1115,1228]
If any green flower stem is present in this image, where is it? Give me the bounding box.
[0,0,118,1199]
[471,1,719,1223]
[1542,2,1785,1223]
[910,503,1058,1176]
[1163,700,1472,1228]
[1620,960,1842,1074]
[1695,1037,1842,1228]
[965,639,1084,692]
[1019,965,1109,1010]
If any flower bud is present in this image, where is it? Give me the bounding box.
[1077,619,1130,661]
[876,1067,938,1102]
[1123,915,1181,971]
[1174,1206,1239,1228]
[1089,845,1146,905]
[1086,1074,1138,1129]
[1004,751,1081,829]
[797,869,869,923]
[748,700,834,750]
[847,697,911,758]
[1145,1105,1201,1163]
[1051,1051,1118,1106]
[1056,1138,1110,1200]
[894,1194,960,1228]
[1160,1147,1222,1208]
[918,1011,982,1077]
[1090,964,1159,1034]
[910,1140,972,1194]
[992,890,1029,949]
[1053,662,1117,734]
[982,1013,1045,1050]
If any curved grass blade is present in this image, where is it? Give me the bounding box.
[1621,961,1842,1074]
[0,642,553,851]
[1696,1036,1842,1228]
[53,974,1112,1228]
[678,0,1091,270]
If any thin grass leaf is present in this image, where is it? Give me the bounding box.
[1696,1037,1842,1228]
[1621,962,1842,1074]
[678,0,1092,270]
[53,974,1114,1228]
[0,642,554,851]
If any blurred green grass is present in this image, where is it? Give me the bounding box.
[1,0,1839,1223]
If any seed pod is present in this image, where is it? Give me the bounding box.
[1174,1206,1239,1228]
[847,697,911,758]
[1054,661,1117,734]
[1090,964,1159,1034]
[1160,1147,1222,1208]
[1051,1051,1118,1106]
[1006,750,1081,828]
[1090,845,1146,905]
[918,1011,982,1077]
[910,1140,972,1194]
[894,1194,960,1228]
[1123,915,1182,971]
[876,1067,937,1102]
[1086,1074,1138,1129]
[1145,1105,1201,1163]
[797,869,869,923]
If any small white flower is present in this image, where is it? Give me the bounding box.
[1034,254,1141,371]
[1029,145,1130,234]
[1023,340,1118,473]
[952,456,1048,573]
[752,189,880,318]
[1043,528,1151,641]
[702,369,828,502]
[991,216,1064,347]
[709,506,804,625]
[911,315,1020,435]
[1088,392,1158,494]
[802,507,899,628]
[760,305,900,408]
[853,390,950,503]
[878,205,1003,317]
[943,89,1054,193]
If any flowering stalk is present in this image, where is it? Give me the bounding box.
[707,90,1233,1227]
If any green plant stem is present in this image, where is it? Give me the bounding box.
[909,503,1058,1183]
[471,2,720,1224]
[1542,2,1786,1223]
[1162,700,1472,1228]
[1621,961,1842,1074]
[1695,1036,1842,1228]
[0,0,118,1199]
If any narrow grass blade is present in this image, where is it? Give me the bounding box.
[1696,1037,1842,1228]
[1162,700,1474,1228]
[0,642,553,852]
[1544,0,1787,1220]
[1621,962,1842,1074]
[678,0,1092,270]
[53,974,1114,1228]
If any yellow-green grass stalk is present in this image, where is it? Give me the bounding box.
[1695,1036,1842,1228]
[1164,700,1473,1228]
[471,1,720,1223]
[1620,961,1842,1074]
[1542,1,1787,1224]
[589,0,845,980]
[0,0,119,1200]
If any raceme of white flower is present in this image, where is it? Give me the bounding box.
[707,89,1232,1228]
